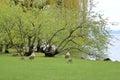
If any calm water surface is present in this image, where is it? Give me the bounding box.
[108,34,120,61]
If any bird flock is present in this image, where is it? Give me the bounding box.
[20,51,73,63]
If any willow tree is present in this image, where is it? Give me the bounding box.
[0,0,9,4]
[48,0,110,60]
[12,0,88,20]
[1,0,110,59]
[49,0,88,21]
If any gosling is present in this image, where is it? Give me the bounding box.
[67,58,72,63]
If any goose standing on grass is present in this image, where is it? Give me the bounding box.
[65,52,70,58]
[29,51,35,60]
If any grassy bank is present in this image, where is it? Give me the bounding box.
[0,54,120,80]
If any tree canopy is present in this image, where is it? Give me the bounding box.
[0,0,111,60]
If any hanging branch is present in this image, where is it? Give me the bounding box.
[47,28,65,45]
[71,40,82,47]
[17,17,24,45]
[3,22,23,56]
[61,46,90,55]
[32,22,41,45]
[60,37,74,51]
[57,23,84,49]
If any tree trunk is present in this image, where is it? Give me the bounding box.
[0,44,3,53]
[44,46,59,57]
[4,44,9,53]
[36,38,41,52]
[24,36,33,56]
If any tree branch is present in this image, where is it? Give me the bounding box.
[61,47,90,55]
[47,28,65,44]
[57,23,84,49]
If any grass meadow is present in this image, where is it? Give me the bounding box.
[0,53,120,80]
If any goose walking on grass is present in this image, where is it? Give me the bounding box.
[29,52,35,60]
[65,52,70,58]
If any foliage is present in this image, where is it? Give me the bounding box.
[0,0,111,59]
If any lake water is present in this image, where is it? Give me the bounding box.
[108,33,120,61]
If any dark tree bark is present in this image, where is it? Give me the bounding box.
[44,48,59,57]
[24,45,34,56]
[24,34,37,56]
[0,44,3,53]
[40,45,58,57]
[24,36,33,56]
[36,38,41,52]
[4,44,9,53]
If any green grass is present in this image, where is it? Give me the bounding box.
[0,54,120,80]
